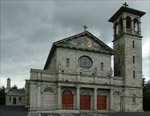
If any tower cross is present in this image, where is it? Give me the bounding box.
[83,25,87,31]
[123,2,128,7]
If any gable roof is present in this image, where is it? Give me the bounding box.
[54,31,114,53]
[44,31,115,69]
[7,89,25,96]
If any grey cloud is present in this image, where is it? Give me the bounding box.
[0,1,149,87]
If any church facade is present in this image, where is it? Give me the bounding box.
[25,5,145,112]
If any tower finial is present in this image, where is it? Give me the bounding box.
[83,25,87,32]
[123,2,128,7]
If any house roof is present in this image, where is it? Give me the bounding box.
[44,31,115,69]
[108,6,146,22]
[7,89,25,96]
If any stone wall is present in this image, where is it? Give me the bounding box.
[56,48,111,76]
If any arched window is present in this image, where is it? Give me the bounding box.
[97,90,108,95]
[115,23,119,36]
[126,17,131,30]
[113,91,121,96]
[80,89,92,95]
[119,18,123,33]
[63,88,72,94]
[134,18,138,33]
[43,87,54,93]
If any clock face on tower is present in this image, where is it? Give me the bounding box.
[78,56,93,69]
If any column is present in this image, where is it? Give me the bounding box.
[37,72,41,108]
[138,19,141,36]
[94,88,97,111]
[57,86,61,109]
[123,17,126,33]
[113,24,116,40]
[58,73,62,81]
[76,86,80,110]
[131,18,134,34]
[37,82,41,108]
[77,75,80,82]
[110,89,113,111]
[94,76,97,83]
[118,23,121,35]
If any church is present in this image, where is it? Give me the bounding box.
[25,4,145,112]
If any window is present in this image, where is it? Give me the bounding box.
[133,56,135,64]
[101,62,104,71]
[9,96,11,101]
[118,58,120,64]
[132,41,135,48]
[118,43,119,50]
[63,88,72,94]
[134,19,138,32]
[43,87,54,93]
[19,97,22,101]
[126,17,131,29]
[66,58,70,67]
[79,56,93,69]
[118,71,120,76]
[133,71,135,78]
[113,91,121,96]
[133,95,136,104]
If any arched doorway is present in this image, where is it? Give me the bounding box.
[80,89,92,110]
[97,90,108,110]
[62,88,73,110]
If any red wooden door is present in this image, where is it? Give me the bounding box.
[62,94,73,109]
[97,95,106,110]
[80,95,91,110]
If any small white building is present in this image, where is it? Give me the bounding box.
[5,78,25,106]
[25,5,145,112]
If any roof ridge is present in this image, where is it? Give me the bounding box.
[54,31,88,45]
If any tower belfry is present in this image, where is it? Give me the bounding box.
[109,4,145,112]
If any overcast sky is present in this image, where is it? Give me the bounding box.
[0,0,150,88]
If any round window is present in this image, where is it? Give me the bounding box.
[78,56,93,69]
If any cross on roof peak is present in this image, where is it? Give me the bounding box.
[83,25,87,32]
[123,2,128,7]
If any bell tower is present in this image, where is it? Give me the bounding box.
[109,4,145,112]
[109,4,145,87]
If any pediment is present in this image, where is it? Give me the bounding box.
[54,31,114,54]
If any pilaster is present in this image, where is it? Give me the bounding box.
[94,88,97,111]
[110,89,113,111]
[76,86,80,110]
[57,86,62,109]
[123,17,126,33]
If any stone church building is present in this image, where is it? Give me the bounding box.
[25,5,145,112]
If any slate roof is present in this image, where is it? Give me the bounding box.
[44,31,114,69]
[7,89,25,96]
[108,6,146,22]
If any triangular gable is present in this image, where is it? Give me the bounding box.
[44,31,114,69]
[54,31,114,55]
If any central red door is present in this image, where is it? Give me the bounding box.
[97,95,106,110]
[80,95,91,110]
[62,94,73,109]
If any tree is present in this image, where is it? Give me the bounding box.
[143,78,150,111]
[11,85,18,89]
[0,86,5,105]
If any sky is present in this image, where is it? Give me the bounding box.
[0,0,150,88]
